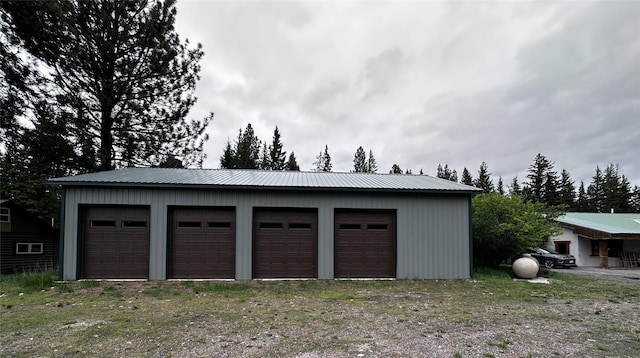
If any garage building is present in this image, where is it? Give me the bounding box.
[48,168,480,280]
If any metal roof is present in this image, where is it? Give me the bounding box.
[557,212,640,235]
[47,168,481,194]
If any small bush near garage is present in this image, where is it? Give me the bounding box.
[472,193,563,268]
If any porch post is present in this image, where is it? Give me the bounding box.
[598,240,609,268]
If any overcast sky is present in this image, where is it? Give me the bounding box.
[174,0,640,187]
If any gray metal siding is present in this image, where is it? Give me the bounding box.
[60,188,471,280]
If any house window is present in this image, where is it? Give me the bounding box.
[590,240,623,257]
[16,242,44,254]
[0,207,10,222]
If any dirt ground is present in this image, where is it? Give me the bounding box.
[1,272,639,357]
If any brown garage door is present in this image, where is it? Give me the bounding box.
[169,207,235,279]
[335,210,396,278]
[81,206,150,279]
[253,209,317,278]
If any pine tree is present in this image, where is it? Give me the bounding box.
[235,124,261,169]
[286,152,300,171]
[436,164,457,182]
[544,172,560,206]
[461,167,473,186]
[367,150,378,173]
[509,177,522,196]
[473,162,494,193]
[390,164,402,174]
[575,181,590,212]
[587,166,605,212]
[0,102,80,221]
[631,185,640,212]
[558,169,576,209]
[314,145,332,172]
[497,177,505,195]
[602,164,632,212]
[268,126,287,170]
[524,153,556,203]
[353,146,367,172]
[259,142,271,170]
[2,0,212,170]
[220,140,236,169]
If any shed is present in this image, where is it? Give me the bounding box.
[48,168,480,280]
[0,199,58,273]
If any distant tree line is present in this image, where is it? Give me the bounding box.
[435,153,640,213]
[219,124,299,171]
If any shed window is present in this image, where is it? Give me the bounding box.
[260,222,283,229]
[0,207,9,222]
[91,220,116,227]
[208,221,231,229]
[367,224,388,231]
[122,220,147,228]
[177,221,201,229]
[339,224,361,230]
[289,223,312,230]
[16,242,43,254]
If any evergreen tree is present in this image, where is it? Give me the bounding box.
[259,142,271,170]
[544,171,560,206]
[509,177,522,196]
[436,164,457,182]
[558,169,576,209]
[497,177,505,195]
[587,166,605,212]
[461,167,473,186]
[2,0,212,170]
[0,102,80,221]
[234,124,261,169]
[353,146,367,173]
[419,169,424,175]
[575,181,590,212]
[602,164,632,213]
[405,169,412,175]
[524,153,556,203]
[473,162,494,193]
[390,164,402,174]
[286,152,300,171]
[631,185,640,212]
[367,150,378,173]
[219,140,236,169]
[314,145,332,172]
[268,126,287,170]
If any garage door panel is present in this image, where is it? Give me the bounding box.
[82,206,150,279]
[335,210,396,278]
[169,207,236,279]
[253,209,318,278]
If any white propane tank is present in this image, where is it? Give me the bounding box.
[512,254,539,279]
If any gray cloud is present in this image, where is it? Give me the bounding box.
[176,0,640,186]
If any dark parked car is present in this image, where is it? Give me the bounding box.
[526,248,577,268]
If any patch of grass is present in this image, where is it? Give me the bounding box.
[192,282,251,294]
[0,271,57,294]
[80,280,101,289]
[142,284,182,299]
[488,339,511,350]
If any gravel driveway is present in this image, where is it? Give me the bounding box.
[552,267,640,283]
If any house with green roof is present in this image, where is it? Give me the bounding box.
[552,212,640,268]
